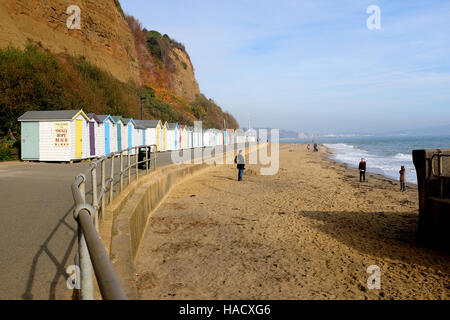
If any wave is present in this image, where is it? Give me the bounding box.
[394,153,412,161]
[324,143,417,184]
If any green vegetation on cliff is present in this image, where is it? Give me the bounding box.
[0,45,138,159]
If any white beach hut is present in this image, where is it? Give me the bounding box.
[122,118,137,155]
[18,110,91,162]
[166,123,178,151]
[111,116,126,153]
[185,126,192,149]
[87,114,103,158]
[135,120,160,149]
[96,115,116,156]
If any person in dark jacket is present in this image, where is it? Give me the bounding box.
[313,143,319,152]
[234,150,245,181]
[399,166,406,192]
[359,158,367,182]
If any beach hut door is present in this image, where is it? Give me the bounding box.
[105,122,110,155]
[128,125,132,149]
[89,122,96,156]
[117,124,122,151]
[21,122,40,160]
[75,120,83,158]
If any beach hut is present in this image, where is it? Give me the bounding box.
[96,115,116,156]
[165,123,178,151]
[122,118,137,155]
[86,114,102,158]
[161,121,168,152]
[245,129,257,143]
[235,129,246,144]
[203,129,212,147]
[185,126,192,149]
[19,110,91,162]
[177,124,183,149]
[226,129,235,145]
[136,125,146,147]
[135,120,160,148]
[111,116,126,153]
[192,126,202,148]
[181,125,187,149]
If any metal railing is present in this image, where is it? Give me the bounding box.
[71,145,157,300]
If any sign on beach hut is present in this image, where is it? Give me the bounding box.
[19,110,90,162]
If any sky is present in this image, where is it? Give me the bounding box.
[120,0,450,134]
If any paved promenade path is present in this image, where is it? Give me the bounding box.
[0,147,220,300]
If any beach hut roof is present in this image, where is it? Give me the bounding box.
[86,113,103,124]
[96,115,116,124]
[111,116,124,124]
[122,118,137,126]
[135,120,161,128]
[167,123,178,130]
[18,110,89,122]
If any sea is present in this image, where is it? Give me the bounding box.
[284,135,450,184]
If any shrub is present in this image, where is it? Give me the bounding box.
[0,137,16,161]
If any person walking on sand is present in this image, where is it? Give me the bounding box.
[234,150,246,181]
[359,158,367,182]
[399,166,406,192]
[307,144,311,152]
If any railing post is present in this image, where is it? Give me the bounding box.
[101,159,106,215]
[120,151,124,192]
[110,154,114,204]
[78,177,94,300]
[128,150,131,186]
[145,146,149,174]
[154,146,157,170]
[136,147,139,181]
[91,164,99,232]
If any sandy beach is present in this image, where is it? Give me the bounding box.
[134,144,449,300]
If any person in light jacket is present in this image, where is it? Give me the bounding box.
[399,166,406,192]
[234,150,245,181]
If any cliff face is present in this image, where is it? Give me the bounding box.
[0,0,239,133]
[126,17,201,102]
[0,0,141,84]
